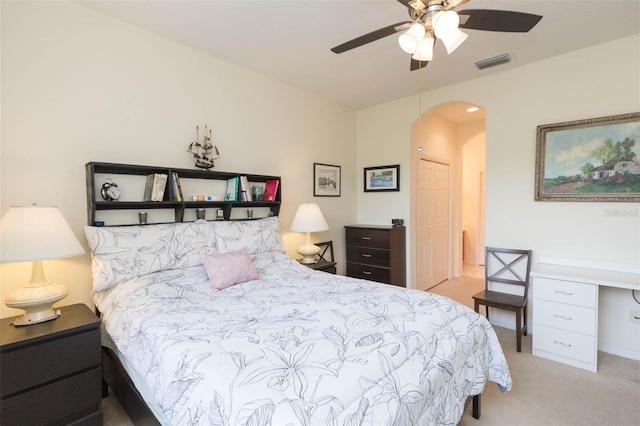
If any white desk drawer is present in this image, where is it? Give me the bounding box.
[534,299,596,335]
[534,277,596,308]
[534,324,596,364]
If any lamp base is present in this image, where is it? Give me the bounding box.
[5,282,69,327]
[297,243,321,264]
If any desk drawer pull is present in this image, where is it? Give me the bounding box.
[554,290,574,296]
[553,340,572,348]
[362,270,372,275]
[554,314,573,321]
[361,253,372,258]
[361,236,372,240]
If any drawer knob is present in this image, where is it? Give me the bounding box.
[553,340,572,347]
[554,314,573,321]
[361,236,372,240]
[554,290,574,296]
[362,270,372,275]
[361,253,372,258]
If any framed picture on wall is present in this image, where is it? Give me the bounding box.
[364,164,400,192]
[314,163,341,197]
[535,112,640,202]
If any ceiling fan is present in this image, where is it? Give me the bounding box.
[331,0,542,71]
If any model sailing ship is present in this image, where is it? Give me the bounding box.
[186,125,220,169]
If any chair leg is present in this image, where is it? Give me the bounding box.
[515,310,522,353]
[523,304,528,336]
[474,299,479,314]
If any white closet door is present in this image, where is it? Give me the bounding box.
[418,159,450,290]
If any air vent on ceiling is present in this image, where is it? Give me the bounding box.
[475,52,512,70]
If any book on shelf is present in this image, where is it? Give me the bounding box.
[143,173,168,202]
[224,177,239,201]
[238,175,252,202]
[170,172,183,202]
[263,179,279,201]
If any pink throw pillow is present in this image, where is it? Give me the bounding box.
[202,249,259,291]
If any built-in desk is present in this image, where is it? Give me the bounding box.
[531,256,640,372]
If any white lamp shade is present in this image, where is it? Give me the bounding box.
[441,28,468,54]
[433,10,460,40]
[398,23,426,54]
[290,203,329,233]
[0,205,85,263]
[412,34,435,62]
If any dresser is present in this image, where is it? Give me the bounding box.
[345,225,406,287]
[0,303,102,425]
[531,257,639,372]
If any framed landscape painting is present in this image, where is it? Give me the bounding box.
[535,112,640,202]
[314,163,341,197]
[364,165,400,192]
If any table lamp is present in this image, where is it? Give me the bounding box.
[290,202,329,264]
[0,205,85,326]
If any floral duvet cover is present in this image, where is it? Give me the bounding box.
[96,252,511,426]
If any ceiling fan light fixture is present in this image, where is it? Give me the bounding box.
[441,28,468,54]
[412,33,435,61]
[432,10,459,39]
[398,22,426,54]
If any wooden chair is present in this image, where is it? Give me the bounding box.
[472,247,532,352]
[315,241,334,262]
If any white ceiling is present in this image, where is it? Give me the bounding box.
[79,0,640,111]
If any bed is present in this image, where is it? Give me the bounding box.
[85,217,512,425]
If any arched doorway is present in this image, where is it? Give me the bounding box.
[409,102,486,290]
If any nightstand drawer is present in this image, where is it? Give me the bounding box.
[534,299,596,335]
[346,246,390,266]
[1,367,102,426]
[347,262,390,284]
[1,328,100,397]
[346,229,390,249]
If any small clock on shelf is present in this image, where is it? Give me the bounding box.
[100,178,120,202]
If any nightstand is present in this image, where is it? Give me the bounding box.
[0,303,102,425]
[299,259,337,274]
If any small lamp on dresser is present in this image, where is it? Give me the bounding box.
[290,202,329,264]
[0,204,85,326]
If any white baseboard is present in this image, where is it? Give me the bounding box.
[598,342,640,361]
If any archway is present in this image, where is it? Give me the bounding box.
[409,101,486,290]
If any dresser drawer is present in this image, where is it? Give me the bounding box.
[534,299,596,335]
[347,262,391,284]
[346,246,390,267]
[0,367,102,426]
[533,277,597,308]
[1,328,100,397]
[534,324,596,364]
[346,228,390,249]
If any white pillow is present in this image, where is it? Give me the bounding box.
[84,220,217,293]
[212,216,285,255]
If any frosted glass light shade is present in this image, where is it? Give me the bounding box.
[441,28,468,54]
[398,23,426,54]
[1,205,85,326]
[412,34,435,61]
[433,10,459,39]
[291,203,329,264]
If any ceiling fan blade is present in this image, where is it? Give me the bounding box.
[331,22,411,53]
[458,9,543,32]
[410,58,429,71]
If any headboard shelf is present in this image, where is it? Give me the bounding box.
[86,162,281,225]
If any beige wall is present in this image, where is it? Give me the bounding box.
[0,1,357,318]
[357,34,640,358]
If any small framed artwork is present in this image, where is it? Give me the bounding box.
[314,163,341,197]
[364,164,400,192]
[535,112,640,202]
